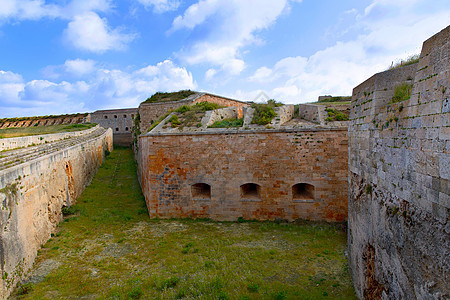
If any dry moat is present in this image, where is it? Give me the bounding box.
[11,148,356,299]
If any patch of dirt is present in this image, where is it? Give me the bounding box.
[23,259,61,285]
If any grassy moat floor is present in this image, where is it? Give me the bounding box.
[13,148,356,299]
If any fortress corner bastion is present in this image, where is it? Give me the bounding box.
[348,25,449,299]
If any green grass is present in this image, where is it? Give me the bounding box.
[0,123,96,138]
[325,108,349,122]
[143,90,195,104]
[388,54,419,70]
[14,148,356,299]
[317,96,351,103]
[314,101,351,106]
[208,118,244,128]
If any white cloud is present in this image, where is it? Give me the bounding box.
[0,60,196,117]
[64,59,96,76]
[137,0,180,13]
[171,0,296,75]
[64,12,136,53]
[244,0,450,103]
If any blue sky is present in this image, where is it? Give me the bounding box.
[0,0,449,117]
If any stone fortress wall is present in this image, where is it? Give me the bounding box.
[138,93,249,133]
[138,129,348,222]
[0,127,113,299]
[89,108,138,146]
[0,114,87,129]
[348,25,449,299]
[0,125,100,151]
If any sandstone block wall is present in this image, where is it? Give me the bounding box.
[138,93,249,133]
[90,108,137,146]
[0,125,99,151]
[138,128,348,222]
[0,128,113,299]
[348,26,449,299]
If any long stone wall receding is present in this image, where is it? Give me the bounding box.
[138,93,249,133]
[138,128,348,222]
[0,125,100,151]
[0,114,88,129]
[0,128,113,299]
[348,25,449,299]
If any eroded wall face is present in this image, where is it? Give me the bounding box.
[139,129,348,222]
[0,130,113,299]
[348,26,449,299]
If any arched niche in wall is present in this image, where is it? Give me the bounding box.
[292,183,315,201]
[240,183,261,201]
[191,183,211,200]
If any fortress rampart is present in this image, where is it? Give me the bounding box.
[138,127,348,222]
[138,93,249,132]
[0,114,87,129]
[0,125,99,151]
[348,25,449,299]
[0,128,113,299]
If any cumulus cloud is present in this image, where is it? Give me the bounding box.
[171,0,296,75]
[243,0,450,103]
[0,1,134,53]
[43,59,97,79]
[0,60,196,117]
[64,12,136,53]
[137,0,180,13]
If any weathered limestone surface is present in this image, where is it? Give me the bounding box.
[202,107,238,127]
[138,128,348,222]
[0,125,99,151]
[348,26,449,299]
[298,104,326,124]
[0,128,113,299]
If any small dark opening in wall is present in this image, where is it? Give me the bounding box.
[114,115,117,118]
[241,183,261,200]
[125,127,128,131]
[131,114,134,119]
[115,128,119,131]
[292,183,315,200]
[191,183,211,200]
[123,115,127,118]
[104,116,108,119]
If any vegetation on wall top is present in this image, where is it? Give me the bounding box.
[208,118,244,128]
[143,90,196,104]
[325,108,349,122]
[388,54,419,70]
[318,96,351,103]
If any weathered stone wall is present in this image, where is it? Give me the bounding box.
[138,128,348,222]
[348,25,449,299]
[298,104,326,124]
[271,105,295,127]
[90,108,137,146]
[0,125,99,151]
[202,107,238,127]
[138,93,249,133]
[0,129,113,299]
[0,115,87,129]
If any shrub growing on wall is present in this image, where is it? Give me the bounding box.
[251,100,282,125]
[392,83,413,103]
